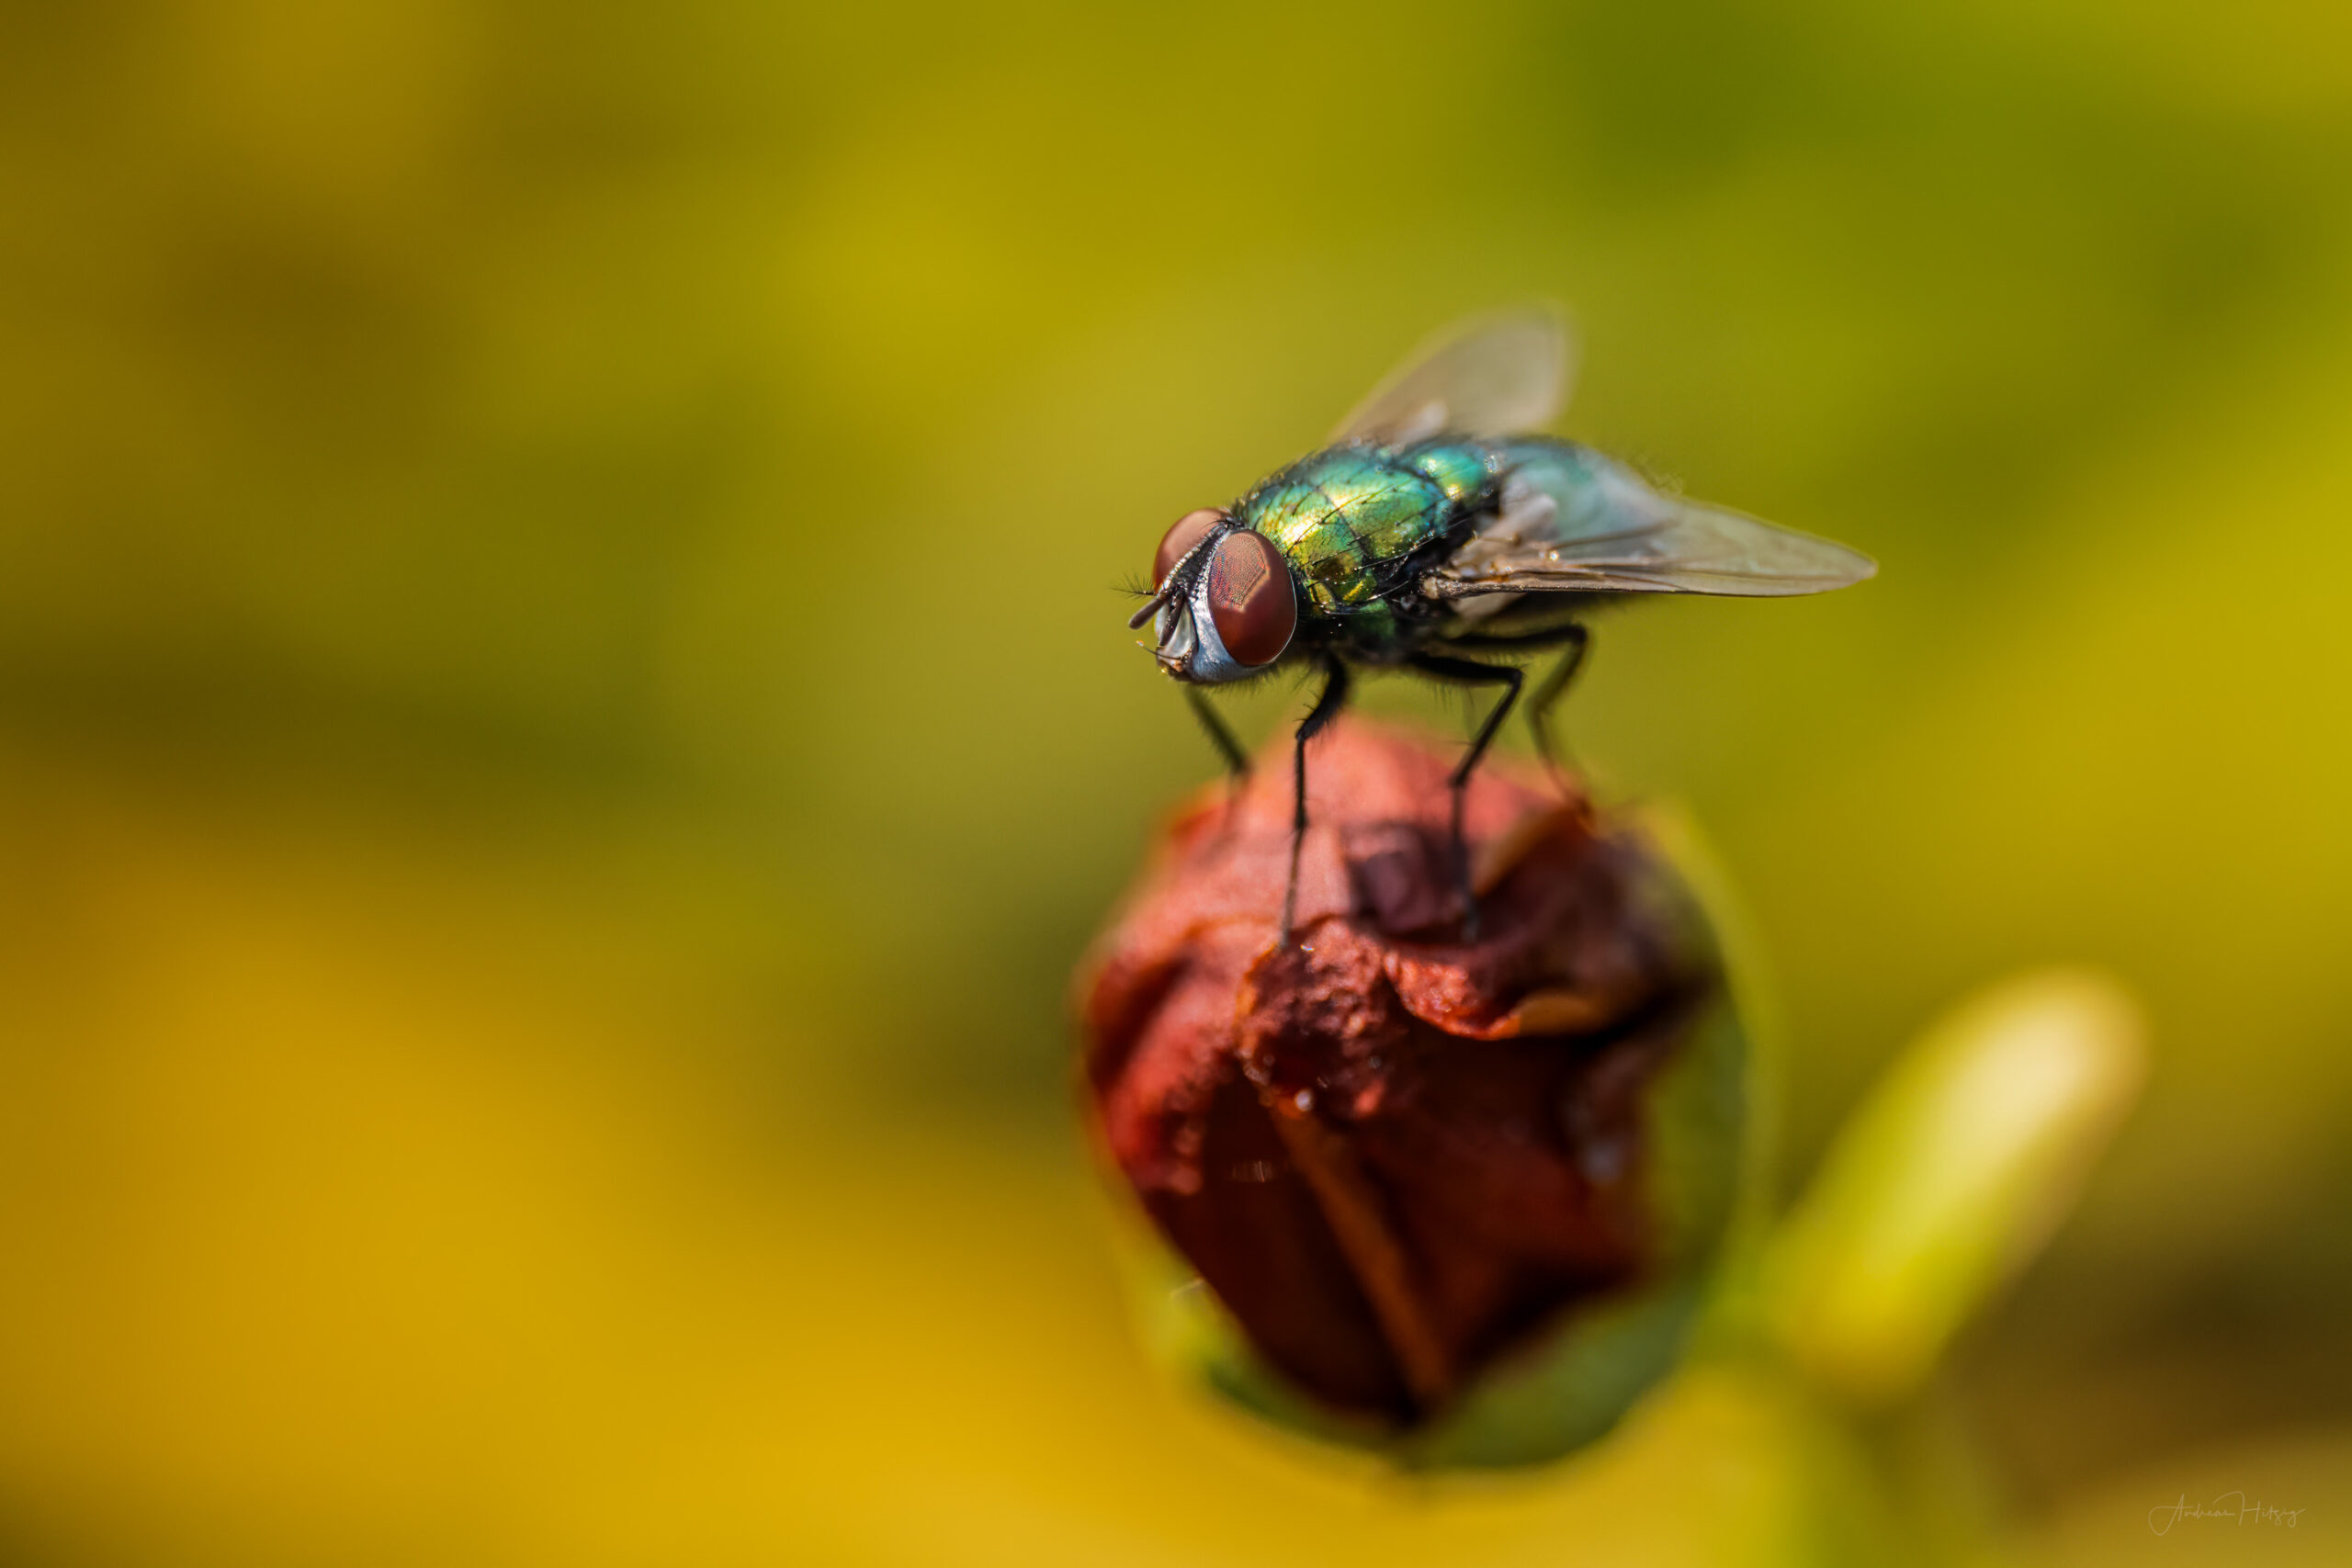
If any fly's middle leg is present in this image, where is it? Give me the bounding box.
[1437,621,1590,802]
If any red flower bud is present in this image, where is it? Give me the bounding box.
[1078,721,1747,1464]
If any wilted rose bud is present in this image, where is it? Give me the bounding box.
[1077,721,1748,1467]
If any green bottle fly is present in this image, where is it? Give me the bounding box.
[1126,309,1875,940]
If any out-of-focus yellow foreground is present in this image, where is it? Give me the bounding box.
[4,3,2349,1562]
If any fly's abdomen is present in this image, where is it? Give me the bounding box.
[1397,438,1498,508]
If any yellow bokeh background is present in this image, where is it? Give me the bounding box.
[3,2,2349,1562]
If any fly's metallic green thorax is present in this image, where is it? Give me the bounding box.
[1235,438,1505,656]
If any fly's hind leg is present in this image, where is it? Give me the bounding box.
[1405,652,1524,942]
[1523,623,1589,795]
[1280,656,1351,948]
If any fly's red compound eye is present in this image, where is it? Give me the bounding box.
[1204,530,1295,668]
[1153,508,1227,589]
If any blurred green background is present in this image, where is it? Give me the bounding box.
[3,0,2349,1562]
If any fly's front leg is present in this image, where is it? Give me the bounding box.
[1405,652,1523,942]
[1185,683,1249,778]
[1281,656,1351,948]
[1184,684,1250,824]
[1524,623,1589,795]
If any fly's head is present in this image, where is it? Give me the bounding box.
[1129,508,1297,684]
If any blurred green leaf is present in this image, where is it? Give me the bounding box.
[1763,970,2146,1404]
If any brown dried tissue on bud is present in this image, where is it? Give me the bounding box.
[1080,720,1719,1426]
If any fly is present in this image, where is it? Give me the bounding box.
[1132,308,1876,943]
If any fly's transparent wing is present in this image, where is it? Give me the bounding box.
[1331,306,1573,446]
[1424,444,1876,600]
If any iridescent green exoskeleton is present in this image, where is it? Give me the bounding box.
[1130,309,1876,942]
